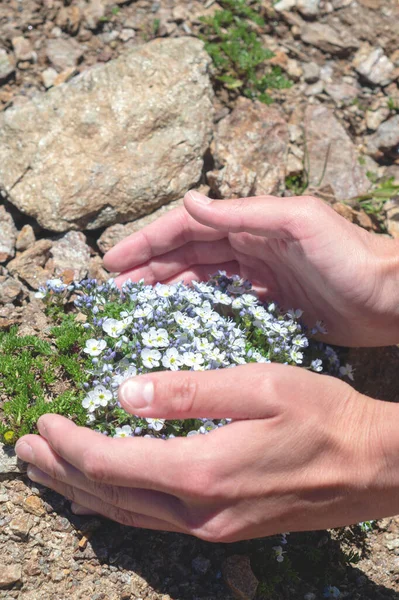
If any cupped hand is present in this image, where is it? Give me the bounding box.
[104,192,399,347]
[15,364,399,542]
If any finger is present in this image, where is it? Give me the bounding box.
[70,503,99,516]
[113,239,234,286]
[103,205,226,273]
[32,414,193,492]
[27,466,185,534]
[184,191,327,239]
[16,434,185,526]
[119,363,297,420]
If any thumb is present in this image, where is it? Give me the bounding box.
[184,190,328,239]
[119,363,290,420]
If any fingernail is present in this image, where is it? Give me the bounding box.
[27,465,48,484]
[37,417,48,437]
[15,441,34,462]
[188,190,212,205]
[119,379,154,410]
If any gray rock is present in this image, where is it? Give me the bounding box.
[0,38,214,232]
[97,199,184,254]
[192,555,211,575]
[354,46,395,86]
[302,61,320,83]
[7,240,53,289]
[223,555,258,600]
[296,0,320,16]
[0,49,15,84]
[207,98,288,198]
[50,231,91,280]
[84,0,106,30]
[46,37,84,71]
[41,67,58,89]
[0,276,24,303]
[301,23,357,55]
[12,36,36,63]
[367,115,399,157]
[324,81,359,105]
[0,442,21,478]
[16,224,36,251]
[366,106,390,131]
[0,564,22,589]
[305,105,371,202]
[0,205,17,263]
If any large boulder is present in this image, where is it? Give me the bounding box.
[305,105,371,202]
[0,38,214,232]
[207,98,289,198]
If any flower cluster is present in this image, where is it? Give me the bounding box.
[37,272,350,439]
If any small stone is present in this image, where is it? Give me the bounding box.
[274,0,296,11]
[50,231,91,280]
[12,36,36,63]
[303,61,320,83]
[324,82,359,105]
[53,67,78,86]
[366,106,390,130]
[7,239,53,289]
[0,49,15,84]
[304,594,316,600]
[354,46,395,87]
[119,28,135,42]
[223,555,259,600]
[46,38,84,71]
[16,224,36,251]
[56,5,81,35]
[367,115,399,158]
[305,80,324,96]
[286,152,303,176]
[41,67,58,88]
[192,556,211,575]
[10,514,33,539]
[84,0,106,30]
[0,276,23,303]
[0,205,17,262]
[23,495,46,517]
[296,0,320,17]
[0,442,20,477]
[301,22,357,55]
[0,564,22,589]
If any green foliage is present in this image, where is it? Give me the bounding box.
[285,173,307,195]
[387,96,399,112]
[200,0,291,104]
[354,177,399,229]
[153,18,161,35]
[0,323,88,444]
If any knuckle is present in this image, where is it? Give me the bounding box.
[82,448,109,483]
[192,516,236,544]
[174,377,198,414]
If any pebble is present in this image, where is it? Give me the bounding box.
[16,224,36,251]
[41,67,58,88]
[0,49,15,84]
[12,36,36,63]
[46,38,84,71]
[192,555,211,575]
[9,514,33,539]
[303,61,320,83]
[0,206,17,263]
[0,564,22,589]
[222,555,259,600]
[23,495,46,517]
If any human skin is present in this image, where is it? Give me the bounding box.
[15,192,399,540]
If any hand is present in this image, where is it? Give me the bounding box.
[15,364,399,541]
[104,192,399,346]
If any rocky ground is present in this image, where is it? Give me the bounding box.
[1,0,399,598]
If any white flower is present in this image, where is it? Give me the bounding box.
[102,318,126,338]
[142,327,169,348]
[137,288,157,303]
[213,291,232,305]
[290,349,303,364]
[272,545,285,563]
[134,304,153,319]
[162,347,183,371]
[82,392,100,413]
[207,348,227,366]
[195,337,214,352]
[141,348,162,369]
[145,418,165,432]
[287,308,303,319]
[84,339,107,356]
[241,294,258,307]
[182,290,202,305]
[182,352,204,370]
[92,385,113,407]
[114,425,133,438]
[35,291,46,299]
[155,284,176,298]
[339,363,354,381]
[316,320,328,334]
[232,298,243,310]
[311,359,323,373]
[199,420,217,434]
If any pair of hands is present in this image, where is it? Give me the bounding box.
[16,191,399,540]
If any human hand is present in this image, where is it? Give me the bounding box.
[15,364,399,541]
[104,192,399,346]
